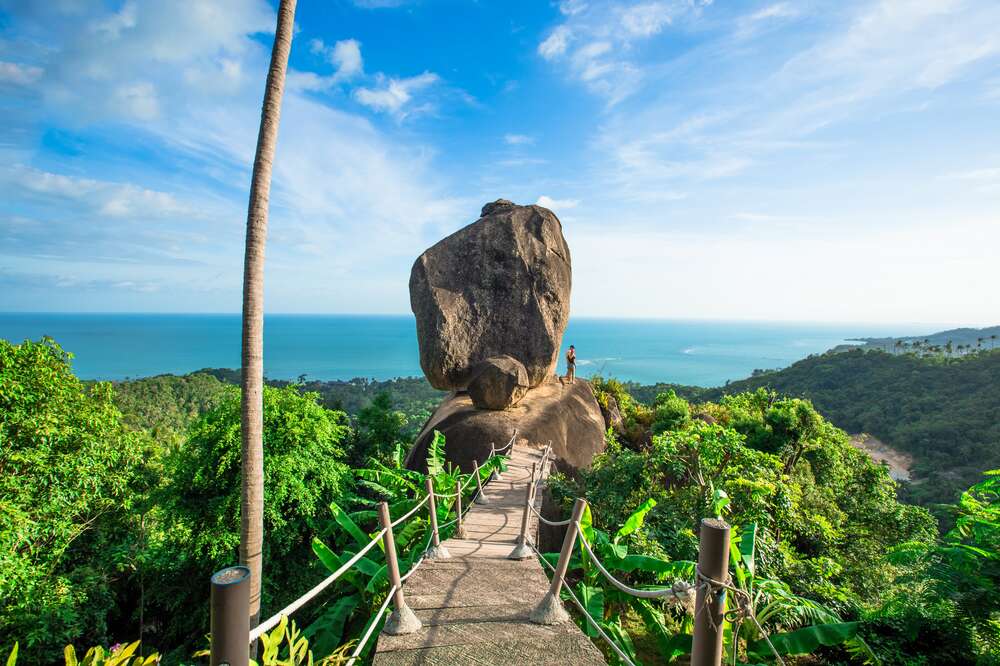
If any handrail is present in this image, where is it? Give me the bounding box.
[390,493,431,528]
[249,527,388,642]
[528,539,638,666]
[344,584,396,666]
[576,523,689,600]
[238,428,520,652]
[528,502,571,527]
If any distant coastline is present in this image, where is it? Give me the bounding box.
[0,312,921,387]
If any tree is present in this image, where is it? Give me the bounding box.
[147,386,350,659]
[0,339,145,662]
[240,0,297,628]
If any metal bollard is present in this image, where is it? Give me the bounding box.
[210,565,250,666]
[378,502,422,635]
[691,518,731,666]
[530,497,587,624]
[424,477,451,559]
[473,459,490,504]
[508,462,536,560]
[455,478,467,539]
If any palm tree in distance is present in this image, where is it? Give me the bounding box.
[240,0,297,632]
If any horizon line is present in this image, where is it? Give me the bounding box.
[0,311,991,330]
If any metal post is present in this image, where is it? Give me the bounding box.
[691,518,731,666]
[530,497,586,624]
[508,462,536,560]
[455,478,467,539]
[210,565,250,666]
[424,477,450,559]
[378,502,422,635]
[473,459,490,504]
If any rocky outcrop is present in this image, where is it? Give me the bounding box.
[405,378,606,474]
[467,355,530,410]
[409,200,571,391]
[599,393,625,435]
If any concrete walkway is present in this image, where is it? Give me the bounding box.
[373,445,606,665]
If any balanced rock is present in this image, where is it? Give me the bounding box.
[409,200,571,390]
[467,355,530,410]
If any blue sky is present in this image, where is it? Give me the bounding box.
[1,0,998,324]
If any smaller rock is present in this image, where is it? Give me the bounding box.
[467,355,530,410]
[599,394,625,435]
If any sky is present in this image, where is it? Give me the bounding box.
[1,0,998,325]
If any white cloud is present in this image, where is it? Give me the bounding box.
[354,71,439,118]
[504,133,535,145]
[4,165,188,218]
[0,61,43,85]
[539,25,572,60]
[620,2,672,38]
[559,0,588,16]
[536,1,713,103]
[309,38,363,81]
[536,195,579,212]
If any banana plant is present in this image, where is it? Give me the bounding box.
[5,641,160,666]
[546,498,697,665]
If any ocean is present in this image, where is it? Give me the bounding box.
[0,313,915,387]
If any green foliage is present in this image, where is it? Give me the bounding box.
[550,383,959,664]
[651,390,690,434]
[0,339,146,662]
[5,640,160,666]
[110,373,228,453]
[351,392,407,464]
[706,349,1000,505]
[143,385,351,659]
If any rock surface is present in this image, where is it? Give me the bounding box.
[405,378,606,473]
[467,355,530,410]
[409,200,571,390]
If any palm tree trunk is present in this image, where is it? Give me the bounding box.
[241,0,297,633]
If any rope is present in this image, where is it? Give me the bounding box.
[694,568,786,666]
[528,502,572,527]
[390,494,431,528]
[526,541,637,666]
[344,584,397,666]
[577,524,693,601]
[250,528,388,642]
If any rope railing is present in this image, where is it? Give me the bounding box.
[209,429,522,665]
[577,526,692,601]
[528,502,572,527]
[248,527,388,642]
[521,494,780,666]
[344,584,396,666]
[528,539,638,666]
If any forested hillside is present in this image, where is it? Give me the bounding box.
[699,349,1000,504]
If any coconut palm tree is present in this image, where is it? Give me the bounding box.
[241,0,297,630]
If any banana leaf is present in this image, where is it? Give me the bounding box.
[614,498,657,543]
[304,594,360,657]
[747,621,861,660]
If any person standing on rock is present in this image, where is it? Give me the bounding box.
[565,345,576,384]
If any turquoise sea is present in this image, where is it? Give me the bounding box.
[0,313,920,387]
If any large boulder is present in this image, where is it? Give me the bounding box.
[467,355,530,410]
[405,378,606,474]
[409,200,571,391]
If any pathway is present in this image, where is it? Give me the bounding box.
[373,445,606,665]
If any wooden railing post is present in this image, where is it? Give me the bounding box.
[424,477,450,559]
[210,565,250,665]
[454,478,467,539]
[489,443,503,481]
[691,518,731,666]
[530,497,586,624]
[473,459,490,504]
[508,463,536,560]
[378,501,422,635]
